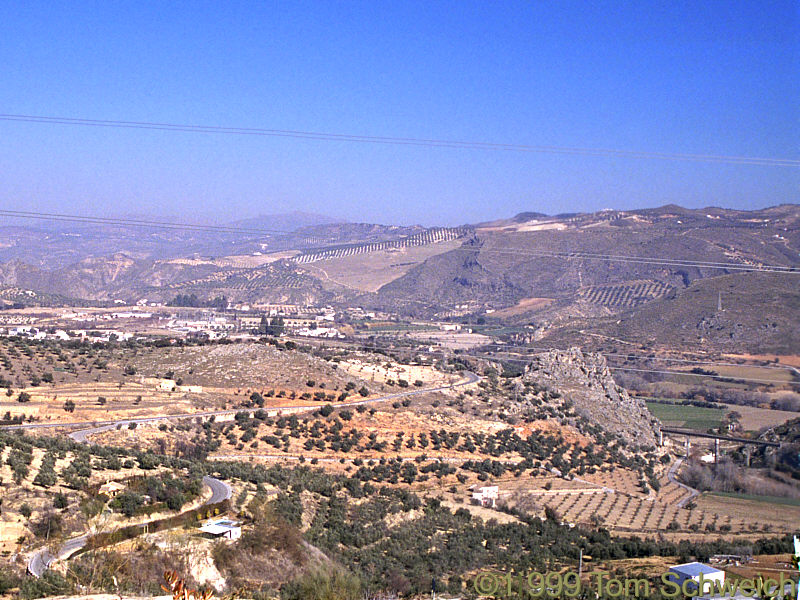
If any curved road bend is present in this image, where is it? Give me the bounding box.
[27,475,232,577]
[25,373,480,576]
[13,371,480,445]
[667,458,699,508]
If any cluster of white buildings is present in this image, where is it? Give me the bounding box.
[295,326,344,338]
[166,316,236,338]
[0,303,356,342]
[58,310,154,321]
[0,326,133,342]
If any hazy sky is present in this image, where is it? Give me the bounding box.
[1,1,798,226]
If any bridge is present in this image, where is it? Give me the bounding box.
[659,427,779,465]
[660,427,780,447]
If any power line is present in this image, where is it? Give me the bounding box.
[455,352,800,386]
[272,337,799,384]
[0,209,302,236]
[1,209,797,274]
[448,247,799,274]
[2,323,793,386]
[234,338,800,384]
[2,113,799,167]
[314,340,800,386]
[479,345,798,372]
[602,366,799,386]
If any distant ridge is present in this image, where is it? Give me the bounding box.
[226,211,344,233]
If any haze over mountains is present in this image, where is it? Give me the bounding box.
[1,203,798,353]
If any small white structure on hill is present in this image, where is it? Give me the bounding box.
[179,385,203,393]
[471,486,498,508]
[667,562,724,595]
[99,481,126,498]
[200,518,241,540]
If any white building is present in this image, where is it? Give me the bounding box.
[667,562,725,595]
[200,518,241,540]
[99,481,126,498]
[178,385,203,394]
[471,486,499,508]
[159,380,177,391]
[296,326,344,338]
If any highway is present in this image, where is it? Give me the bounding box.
[27,476,232,577]
[3,371,481,445]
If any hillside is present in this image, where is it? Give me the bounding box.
[372,204,800,315]
[0,205,797,355]
[539,272,800,354]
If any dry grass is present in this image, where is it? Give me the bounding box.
[709,364,796,383]
[301,238,464,292]
[723,353,800,368]
[694,493,800,531]
[490,297,555,318]
[722,403,798,430]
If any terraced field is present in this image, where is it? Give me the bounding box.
[292,227,470,264]
[163,265,318,292]
[579,280,674,308]
[534,469,756,534]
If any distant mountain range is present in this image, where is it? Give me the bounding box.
[0,210,346,267]
[226,210,345,232]
[0,204,798,353]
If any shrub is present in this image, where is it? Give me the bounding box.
[282,567,362,600]
[110,492,144,517]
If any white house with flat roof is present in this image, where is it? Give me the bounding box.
[471,486,498,508]
[667,562,725,595]
[199,518,241,540]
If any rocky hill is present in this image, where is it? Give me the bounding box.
[524,348,661,448]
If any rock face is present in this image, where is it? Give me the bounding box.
[524,347,660,448]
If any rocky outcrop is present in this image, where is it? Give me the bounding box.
[524,347,660,448]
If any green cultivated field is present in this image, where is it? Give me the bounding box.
[705,492,800,507]
[645,401,726,430]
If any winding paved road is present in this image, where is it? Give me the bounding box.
[27,476,232,577]
[667,457,700,508]
[23,373,481,577]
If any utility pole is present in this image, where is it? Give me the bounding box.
[579,548,584,578]
[717,291,723,312]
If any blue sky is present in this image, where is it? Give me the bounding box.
[1,1,798,226]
